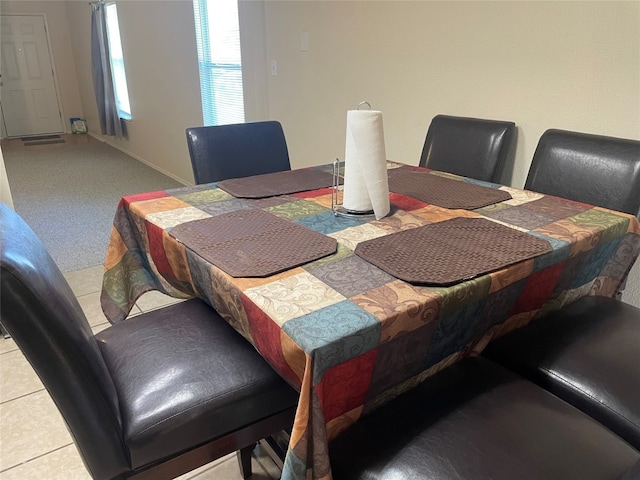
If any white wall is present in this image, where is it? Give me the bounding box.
[263,1,639,187]
[0,147,13,209]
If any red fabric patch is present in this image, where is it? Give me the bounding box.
[123,190,169,206]
[294,187,333,199]
[144,220,176,279]
[544,194,593,210]
[510,261,565,315]
[316,348,378,422]
[389,192,428,211]
[242,295,299,385]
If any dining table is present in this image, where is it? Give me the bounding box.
[101,161,640,480]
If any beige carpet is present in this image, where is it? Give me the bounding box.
[3,137,183,272]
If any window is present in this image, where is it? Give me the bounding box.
[192,0,244,126]
[104,3,131,120]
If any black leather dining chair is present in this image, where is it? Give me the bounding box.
[330,356,639,479]
[484,296,640,451]
[0,203,298,480]
[483,129,640,451]
[185,121,291,184]
[419,114,516,184]
[524,129,640,218]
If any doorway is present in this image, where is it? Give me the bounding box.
[0,14,64,138]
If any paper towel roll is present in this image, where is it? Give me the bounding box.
[343,109,390,219]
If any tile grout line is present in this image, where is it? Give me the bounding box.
[0,442,75,474]
[0,387,47,406]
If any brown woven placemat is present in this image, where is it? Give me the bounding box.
[217,168,334,198]
[388,167,511,209]
[169,209,337,277]
[354,218,552,285]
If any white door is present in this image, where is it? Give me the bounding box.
[0,15,64,137]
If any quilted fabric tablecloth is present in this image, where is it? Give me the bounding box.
[101,163,640,480]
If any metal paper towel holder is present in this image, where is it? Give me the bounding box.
[332,158,375,218]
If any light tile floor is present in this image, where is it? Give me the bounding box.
[0,265,282,480]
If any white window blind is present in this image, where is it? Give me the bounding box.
[104,3,131,120]
[192,0,245,126]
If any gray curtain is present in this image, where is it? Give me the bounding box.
[91,3,126,139]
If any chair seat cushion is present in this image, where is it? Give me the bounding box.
[483,296,640,450]
[95,299,298,469]
[329,357,638,480]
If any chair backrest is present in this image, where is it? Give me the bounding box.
[525,129,640,218]
[419,114,516,183]
[185,121,291,184]
[0,203,130,479]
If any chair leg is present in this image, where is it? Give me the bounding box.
[237,444,255,479]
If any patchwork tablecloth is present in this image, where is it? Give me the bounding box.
[101,163,640,480]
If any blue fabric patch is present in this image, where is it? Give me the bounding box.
[297,210,365,235]
[571,237,624,288]
[283,300,381,383]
